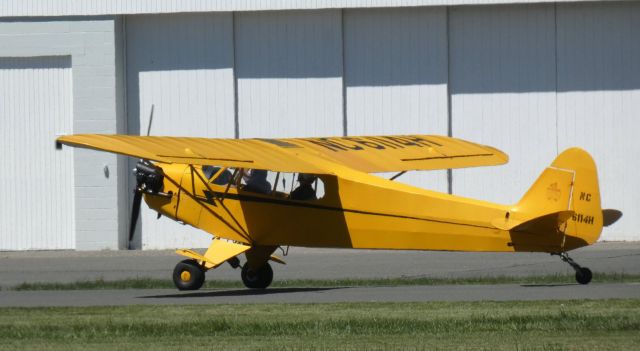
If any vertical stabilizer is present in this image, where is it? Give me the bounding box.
[550,148,603,246]
[510,148,603,250]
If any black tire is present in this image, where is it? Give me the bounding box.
[173,259,205,291]
[241,262,273,289]
[575,267,592,285]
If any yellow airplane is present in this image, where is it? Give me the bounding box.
[56,134,622,290]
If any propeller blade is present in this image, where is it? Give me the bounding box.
[146,104,154,137]
[129,190,143,242]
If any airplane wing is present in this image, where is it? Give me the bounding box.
[57,134,507,174]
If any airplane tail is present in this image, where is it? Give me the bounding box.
[494,148,610,251]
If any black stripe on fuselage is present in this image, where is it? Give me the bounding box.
[200,190,493,230]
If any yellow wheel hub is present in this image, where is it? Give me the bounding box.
[180,270,192,282]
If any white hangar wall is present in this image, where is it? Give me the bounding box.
[0,1,638,250]
[0,0,618,17]
[555,3,640,240]
[0,56,74,250]
[0,17,127,250]
[450,2,640,241]
[235,10,344,138]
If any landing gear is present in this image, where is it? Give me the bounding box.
[575,267,593,285]
[172,244,280,291]
[241,262,273,289]
[173,259,205,290]
[556,252,592,285]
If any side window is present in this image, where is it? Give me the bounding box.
[275,172,296,194]
[240,169,273,195]
[289,173,324,201]
[233,169,325,200]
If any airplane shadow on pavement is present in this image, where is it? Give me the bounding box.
[139,287,342,299]
[520,283,579,287]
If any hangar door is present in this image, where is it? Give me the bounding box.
[0,56,74,250]
[126,14,235,249]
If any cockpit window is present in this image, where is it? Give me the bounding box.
[202,165,219,180]
[203,166,234,186]
[208,168,325,200]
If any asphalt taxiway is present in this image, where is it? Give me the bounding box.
[1,283,639,307]
[0,242,638,306]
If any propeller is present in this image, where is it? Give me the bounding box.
[128,105,156,248]
[128,160,165,245]
[129,186,143,241]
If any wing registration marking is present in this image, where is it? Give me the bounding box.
[300,135,443,152]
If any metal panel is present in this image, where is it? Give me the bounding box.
[0,56,74,250]
[0,0,601,17]
[235,10,343,138]
[344,7,449,191]
[450,4,557,204]
[557,2,640,241]
[126,13,235,249]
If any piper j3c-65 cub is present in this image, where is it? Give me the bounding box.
[56,133,622,290]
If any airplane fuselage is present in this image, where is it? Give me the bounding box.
[144,163,586,254]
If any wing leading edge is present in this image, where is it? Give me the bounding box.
[57,134,508,174]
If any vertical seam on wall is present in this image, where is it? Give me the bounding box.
[122,16,129,135]
[341,8,348,136]
[121,15,130,249]
[446,6,453,195]
[232,11,240,139]
[554,2,559,155]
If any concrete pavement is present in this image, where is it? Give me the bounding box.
[1,242,638,289]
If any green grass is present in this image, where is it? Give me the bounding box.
[12,272,640,291]
[0,300,638,350]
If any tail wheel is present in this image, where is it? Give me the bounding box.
[173,259,205,291]
[575,267,592,285]
[241,262,273,289]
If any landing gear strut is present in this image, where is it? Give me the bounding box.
[555,252,592,285]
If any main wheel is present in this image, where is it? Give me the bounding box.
[575,267,592,285]
[173,259,205,291]
[241,262,273,289]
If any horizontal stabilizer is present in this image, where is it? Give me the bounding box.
[492,210,574,232]
[602,209,623,227]
[511,210,575,233]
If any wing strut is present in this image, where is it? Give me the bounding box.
[390,171,407,181]
[220,168,240,203]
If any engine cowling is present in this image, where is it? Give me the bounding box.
[134,161,164,193]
